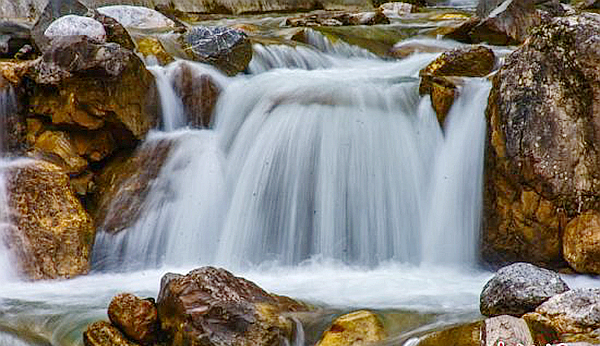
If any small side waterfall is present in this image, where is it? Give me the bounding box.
[93,43,491,271]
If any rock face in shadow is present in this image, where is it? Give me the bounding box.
[480,263,569,317]
[157,266,307,346]
[3,160,94,280]
[482,13,600,270]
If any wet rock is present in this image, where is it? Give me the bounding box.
[4,160,94,280]
[379,2,417,18]
[445,0,544,45]
[31,0,89,52]
[44,15,106,42]
[135,36,174,66]
[171,62,221,128]
[317,310,385,346]
[33,130,88,174]
[482,14,600,268]
[30,35,159,140]
[563,211,600,274]
[417,321,482,346]
[182,26,252,76]
[419,46,495,125]
[89,10,136,51]
[93,138,172,233]
[157,266,307,346]
[480,263,569,317]
[523,289,600,343]
[97,5,176,30]
[84,321,139,346]
[108,293,158,345]
[0,21,33,59]
[72,130,116,162]
[388,41,448,59]
[484,315,534,346]
[285,10,390,27]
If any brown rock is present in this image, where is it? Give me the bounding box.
[171,62,221,128]
[33,130,88,174]
[29,35,159,140]
[84,321,139,346]
[417,321,482,346]
[317,310,385,346]
[108,293,158,345]
[563,211,600,274]
[72,130,116,162]
[93,138,172,233]
[419,46,495,126]
[482,14,600,268]
[135,36,174,66]
[285,10,390,27]
[4,160,94,280]
[157,266,307,346]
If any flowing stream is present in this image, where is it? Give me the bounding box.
[2,8,593,346]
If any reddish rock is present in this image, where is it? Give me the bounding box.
[108,293,158,345]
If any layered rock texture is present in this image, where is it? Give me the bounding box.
[482,13,600,271]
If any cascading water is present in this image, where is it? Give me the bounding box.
[0,85,16,281]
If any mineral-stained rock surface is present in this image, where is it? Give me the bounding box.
[317,310,385,346]
[108,293,158,345]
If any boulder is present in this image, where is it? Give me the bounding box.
[157,266,307,346]
[0,21,33,59]
[30,35,159,140]
[3,160,94,280]
[482,13,600,268]
[108,293,158,345]
[480,263,569,317]
[84,321,140,346]
[563,211,600,274]
[445,0,544,45]
[285,10,390,27]
[483,315,534,346]
[96,5,176,30]
[93,138,172,233]
[379,2,417,18]
[523,289,600,343]
[31,0,89,52]
[170,62,221,128]
[182,26,252,76]
[44,15,107,42]
[419,46,495,126]
[317,310,385,346]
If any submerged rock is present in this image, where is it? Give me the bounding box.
[480,263,569,317]
[523,289,600,343]
[482,13,600,269]
[108,293,158,345]
[157,266,307,346]
[419,46,495,126]
[44,15,106,42]
[96,5,176,30]
[563,211,600,274]
[182,26,252,76]
[3,160,94,280]
[84,321,139,346]
[317,310,385,346]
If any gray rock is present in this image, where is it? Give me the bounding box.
[183,26,252,76]
[96,5,176,29]
[31,0,88,52]
[44,15,106,42]
[483,315,534,346]
[480,263,569,317]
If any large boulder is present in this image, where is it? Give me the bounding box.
[480,263,569,317]
[31,0,89,52]
[419,46,495,126]
[523,289,600,343]
[445,0,544,45]
[482,13,600,268]
[563,211,600,274]
[3,160,94,280]
[157,266,307,346]
[182,27,252,76]
[29,35,159,140]
[317,310,385,346]
[108,293,158,345]
[96,5,177,30]
[44,15,107,43]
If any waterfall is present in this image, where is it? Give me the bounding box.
[93,41,491,271]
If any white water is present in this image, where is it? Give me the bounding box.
[0,86,16,281]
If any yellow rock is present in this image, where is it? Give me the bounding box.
[417,321,482,346]
[317,310,386,346]
[33,130,88,174]
[563,211,600,274]
[135,36,174,66]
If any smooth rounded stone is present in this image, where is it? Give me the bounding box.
[563,211,600,274]
[4,160,94,280]
[31,0,89,51]
[480,263,569,317]
[484,315,534,346]
[183,26,252,76]
[157,266,307,346]
[523,289,600,342]
[44,15,106,42]
[482,13,600,268]
[317,310,385,346]
[83,321,139,346]
[97,5,176,29]
[108,293,158,345]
